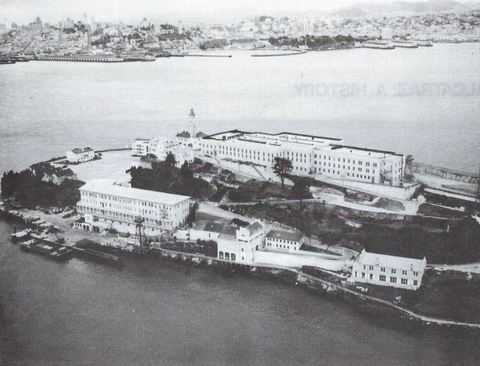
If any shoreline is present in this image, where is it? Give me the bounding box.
[2,207,480,330]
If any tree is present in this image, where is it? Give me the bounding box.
[273,157,293,188]
[165,152,177,167]
[181,161,193,180]
[405,154,414,180]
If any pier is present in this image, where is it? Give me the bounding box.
[33,56,156,63]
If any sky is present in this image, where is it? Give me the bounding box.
[0,0,473,25]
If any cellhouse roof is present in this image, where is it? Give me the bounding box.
[79,179,190,206]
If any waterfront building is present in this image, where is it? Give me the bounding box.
[66,147,95,163]
[187,220,265,264]
[216,221,264,263]
[76,179,190,235]
[200,130,405,187]
[348,249,427,290]
[265,230,305,252]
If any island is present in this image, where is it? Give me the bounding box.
[2,114,480,330]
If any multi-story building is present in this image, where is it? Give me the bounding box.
[132,138,151,156]
[265,230,305,252]
[200,130,405,186]
[66,147,95,163]
[76,179,190,235]
[187,220,265,264]
[348,249,427,290]
[132,136,194,167]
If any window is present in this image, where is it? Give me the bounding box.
[413,280,418,286]
[369,274,374,280]
[413,272,419,277]
[381,267,385,272]
[231,253,236,261]
[379,275,386,282]
[362,272,365,278]
[219,251,224,259]
[391,269,396,274]
[369,265,374,270]
[401,279,408,285]
[355,271,358,277]
[225,253,230,260]
[390,277,397,283]
[402,270,407,275]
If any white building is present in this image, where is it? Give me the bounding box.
[187,220,265,264]
[265,229,305,252]
[66,147,95,163]
[348,249,427,290]
[132,136,195,167]
[76,179,190,235]
[132,139,151,156]
[200,130,405,187]
[149,137,178,159]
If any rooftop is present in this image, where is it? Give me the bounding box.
[79,179,190,205]
[203,221,237,237]
[244,221,264,235]
[356,249,426,272]
[266,229,304,242]
[330,145,403,157]
[71,147,94,154]
[204,130,342,143]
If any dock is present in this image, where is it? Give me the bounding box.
[71,246,120,262]
[74,239,120,262]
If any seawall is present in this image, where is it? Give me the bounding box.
[413,162,479,184]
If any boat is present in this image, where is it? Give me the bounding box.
[360,41,395,50]
[415,41,433,47]
[11,229,32,242]
[0,60,16,64]
[11,57,30,62]
[251,51,307,57]
[155,51,171,58]
[123,55,156,62]
[20,240,73,261]
[390,40,418,48]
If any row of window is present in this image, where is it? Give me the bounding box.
[82,192,177,210]
[78,206,177,228]
[219,251,236,261]
[355,271,419,286]
[267,238,296,245]
[364,265,420,277]
[313,155,380,167]
[266,243,297,250]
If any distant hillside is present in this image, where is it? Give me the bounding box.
[332,0,480,18]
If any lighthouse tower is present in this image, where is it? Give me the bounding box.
[189,108,196,138]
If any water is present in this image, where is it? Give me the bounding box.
[1,218,479,365]
[1,43,479,175]
[1,44,480,365]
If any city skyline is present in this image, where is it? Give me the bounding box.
[2,0,477,24]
